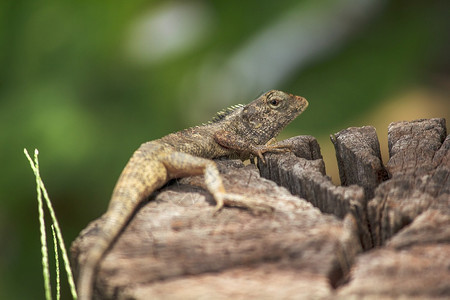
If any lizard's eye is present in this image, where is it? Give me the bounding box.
[268,98,282,109]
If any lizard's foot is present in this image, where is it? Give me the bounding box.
[214,193,274,215]
[252,143,294,163]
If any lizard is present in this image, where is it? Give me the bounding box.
[76,90,308,299]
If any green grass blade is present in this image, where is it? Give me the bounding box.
[24,149,78,300]
[35,161,78,300]
[52,225,61,300]
[24,149,52,300]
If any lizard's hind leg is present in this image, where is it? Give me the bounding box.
[162,152,273,214]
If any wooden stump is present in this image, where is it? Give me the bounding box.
[71,118,449,299]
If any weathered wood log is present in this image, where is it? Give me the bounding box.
[71,158,361,299]
[337,243,450,299]
[329,126,388,249]
[368,118,448,246]
[338,119,450,299]
[337,207,450,299]
[330,126,388,200]
[71,118,449,299]
[257,136,372,249]
[258,136,366,220]
[256,118,449,299]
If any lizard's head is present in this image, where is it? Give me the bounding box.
[241,90,308,144]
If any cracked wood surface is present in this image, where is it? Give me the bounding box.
[71,158,361,299]
[259,118,449,299]
[72,118,449,299]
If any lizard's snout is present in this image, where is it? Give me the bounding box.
[294,95,308,112]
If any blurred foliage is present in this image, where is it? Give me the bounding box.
[0,0,449,299]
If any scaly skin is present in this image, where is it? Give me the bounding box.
[76,90,308,299]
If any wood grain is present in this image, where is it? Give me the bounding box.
[71,118,449,299]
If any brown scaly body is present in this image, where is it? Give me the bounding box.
[76,90,308,299]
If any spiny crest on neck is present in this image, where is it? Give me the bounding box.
[203,104,244,125]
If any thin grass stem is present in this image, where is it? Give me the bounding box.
[52,225,61,300]
[24,149,52,300]
[24,149,78,300]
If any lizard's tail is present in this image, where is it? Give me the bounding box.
[76,208,133,300]
[77,145,167,300]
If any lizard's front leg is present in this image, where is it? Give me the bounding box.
[162,152,273,214]
[214,130,293,163]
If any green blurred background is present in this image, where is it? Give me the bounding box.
[1,0,449,299]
